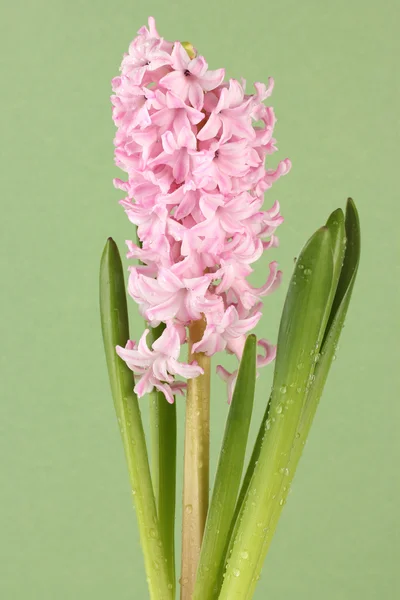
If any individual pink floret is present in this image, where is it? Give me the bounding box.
[160,42,225,110]
[116,324,203,404]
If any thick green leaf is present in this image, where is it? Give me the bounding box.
[99,238,173,600]
[231,397,271,533]
[248,200,361,598]
[300,198,361,431]
[218,201,360,600]
[193,335,257,600]
[218,227,336,600]
[227,210,345,539]
[324,198,360,345]
[325,208,346,312]
[147,324,176,593]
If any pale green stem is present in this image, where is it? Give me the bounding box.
[193,335,257,600]
[180,318,211,600]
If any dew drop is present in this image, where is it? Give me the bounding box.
[304,268,312,275]
[185,504,193,514]
[149,528,157,539]
[240,551,249,560]
[265,418,271,430]
[232,568,241,577]
[279,385,287,394]
[298,264,304,270]
[275,404,283,414]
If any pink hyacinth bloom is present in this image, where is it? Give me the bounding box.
[198,79,255,143]
[116,325,203,404]
[160,42,225,110]
[111,17,291,402]
[192,306,262,356]
[217,338,277,403]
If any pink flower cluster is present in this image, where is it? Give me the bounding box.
[112,17,291,403]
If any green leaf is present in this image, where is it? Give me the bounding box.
[324,198,361,345]
[218,226,336,600]
[248,200,361,598]
[218,200,360,600]
[193,335,257,600]
[299,197,361,435]
[231,397,271,533]
[99,238,173,600]
[147,324,177,594]
[325,208,346,314]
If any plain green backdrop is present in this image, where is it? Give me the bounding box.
[1,0,399,598]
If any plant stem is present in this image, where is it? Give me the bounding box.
[180,318,211,600]
[193,335,257,600]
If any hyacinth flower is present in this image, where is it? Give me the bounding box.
[99,17,361,600]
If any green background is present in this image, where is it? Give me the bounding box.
[1,0,398,598]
